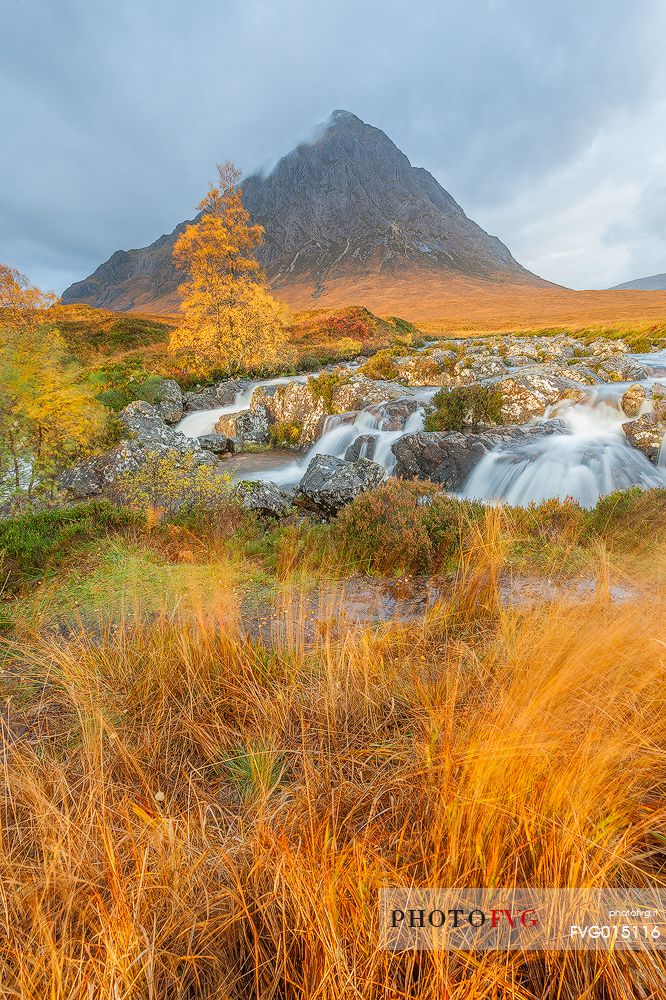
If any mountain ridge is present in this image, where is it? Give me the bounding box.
[611,272,666,291]
[61,109,551,314]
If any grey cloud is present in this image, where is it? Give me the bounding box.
[1,0,665,293]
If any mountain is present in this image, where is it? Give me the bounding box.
[611,272,666,291]
[61,110,549,315]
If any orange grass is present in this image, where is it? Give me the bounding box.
[1,527,665,998]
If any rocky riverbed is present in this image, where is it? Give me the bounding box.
[60,333,666,513]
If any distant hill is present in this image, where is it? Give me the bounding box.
[61,110,549,316]
[611,272,666,291]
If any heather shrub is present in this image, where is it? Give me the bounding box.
[269,420,302,447]
[308,368,352,413]
[424,384,503,432]
[336,479,479,575]
[359,349,401,381]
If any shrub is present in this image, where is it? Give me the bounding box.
[336,479,482,575]
[0,500,139,584]
[114,450,236,517]
[424,385,503,432]
[359,349,401,381]
[269,421,302,448]
[308,368,352,413]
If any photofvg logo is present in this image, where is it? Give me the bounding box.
[379,889,666,951]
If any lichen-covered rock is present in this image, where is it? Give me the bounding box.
[215,406,271,446]
[236,480,293,517]
[120,401,207,454]
[296,454,387,515]
[621,384,647,418]
[595,357,654,382]
[197,433,235,455]
[153,378,184,424]
[495,371,585,424]
[183,379,250,412]
[252,382,327,445]
[453,356,509,382]
[330,375,403,411]
[622,412,666,463]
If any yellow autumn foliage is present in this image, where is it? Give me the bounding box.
[169,162,291,376]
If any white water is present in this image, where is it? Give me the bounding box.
[462,383,666,508]
[175,375,309,438]
[178,352,666,507]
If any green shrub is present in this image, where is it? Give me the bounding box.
[308,368,352,413]
[0,501,139,584]
[359,349,401,381]
[269,421,302,448]
[424,385,503,432]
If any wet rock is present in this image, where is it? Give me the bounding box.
[236,480,293,517]
[364,397,422,431]
[215,406,271,446]
[344,434,378,461]
[197,433,235,455]
[153,378,184,424]
[120,400,207,454]
[296,454,387,516]
[595,356,653,382]
[621,384,647,418]
[392,422,569,490]
[183,379,249,412]
[622,412,666,463]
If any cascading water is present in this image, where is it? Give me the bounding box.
[177,350,666,507]
[175,375,309,438]
[462,385,666,507]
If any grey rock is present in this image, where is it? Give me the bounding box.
[344,434,378,461]
[364,397,421,430]
[215,406,271,446]
[392,422,569,490]
[153,378,184,423]
[296,453,387,515]
[236,480,293,517]
[622,413,666,463]
[120,400,204,454]
[197,433,235,455]
[621,384,647,418]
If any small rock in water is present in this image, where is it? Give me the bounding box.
[621,384,646,418]
[197,432,235,455]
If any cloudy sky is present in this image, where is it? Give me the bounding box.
[1,0,665,294]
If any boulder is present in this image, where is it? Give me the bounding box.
[622,412,666,463]
[183,379,250,412]
[364,397,422,431]
[153,378,184,424]
[594,357,654,382]
[453,356,509,382]
[215,406,271,446]
[296,454,387,516]
[330,375,403,411]
[496,371,585,424]
[252,382,327,445]
[197,433,235,455]
[344,434,378,461]
[236,480,293,517]
[392,422,569,490]
[621,384,647,418]
[119,400,204,454]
